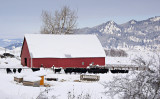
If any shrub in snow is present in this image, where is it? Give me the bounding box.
[36,88,56,99]
[103,53,160,99]
[68,91,91,99]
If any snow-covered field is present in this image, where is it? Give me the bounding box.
[0,48,156,99]
[106,49,154,65]
[0,64,125,99]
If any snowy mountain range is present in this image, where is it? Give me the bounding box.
[76,16,160,50]
[0,16,160,50]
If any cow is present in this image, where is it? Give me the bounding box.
[18,68,22,73]
[110,69,129,73]
[13,68,16,73]
[31,68,40,72]
[6,68,12,74]
[110,70,117,73]
[64,68,74,74]
[54,68,61,74]
[80,68,87,74]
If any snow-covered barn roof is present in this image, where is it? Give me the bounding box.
[24,34,106,58]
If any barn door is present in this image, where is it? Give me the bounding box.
[24,58,27,66]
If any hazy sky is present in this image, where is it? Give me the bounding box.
[0,0,160,39]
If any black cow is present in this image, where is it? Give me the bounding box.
[110,70,117,73]
[31,68,40,72]
[54,68,61,73]
[99,69,108,74]
[18,68,22,73]
[64,68,74,74]
[88,68,99,74]
[124,70,129,73]
[110,69,129,73]
[80,68,87,73]
[105,68,109,73]
[72,68,78,74]
[13,68,16,73]
[6,68,12,74]
[73,68,86,74]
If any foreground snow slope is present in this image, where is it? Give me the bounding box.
[0,67,127,99]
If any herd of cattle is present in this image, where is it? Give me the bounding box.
[6,68,40,74]
[6,68,22,74]
[63,68,129,74]
[5,67,129,74]
[64,68,109,74]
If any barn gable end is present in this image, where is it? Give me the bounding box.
[21,38,31,67]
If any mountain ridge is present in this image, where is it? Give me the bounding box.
[1,16,160,50]
[76,16,160,50]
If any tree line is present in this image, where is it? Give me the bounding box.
[105,49,128,57]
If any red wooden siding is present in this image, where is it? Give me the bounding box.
[31,57,105,68]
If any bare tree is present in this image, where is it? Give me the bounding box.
[103,53,160,99]
[41,6,77,34]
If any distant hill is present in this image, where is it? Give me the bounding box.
[76,16,160,50]
[0,39,23,50]
[5,43,22,50]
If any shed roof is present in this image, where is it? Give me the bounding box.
[24,34,106,58]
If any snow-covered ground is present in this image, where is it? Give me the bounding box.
[0,48,156,99]
[0,64,126,99]
[105,49,154,65]
[0,58,22,68]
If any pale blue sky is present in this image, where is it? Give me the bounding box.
[0,0,160,39]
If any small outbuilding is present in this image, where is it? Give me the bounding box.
[21,34,106,68]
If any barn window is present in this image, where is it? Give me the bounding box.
[82,62,84,65]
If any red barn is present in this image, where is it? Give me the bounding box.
[21,34,106,68]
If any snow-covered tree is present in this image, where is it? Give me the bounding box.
[103,53,160,99]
